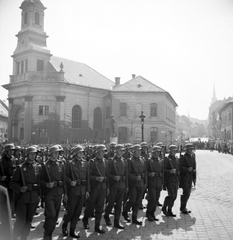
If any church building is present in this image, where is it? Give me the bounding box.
[3,0,178,145]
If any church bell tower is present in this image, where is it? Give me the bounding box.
[12,0,51,76]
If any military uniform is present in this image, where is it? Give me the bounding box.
[122,144,147,225]
[10,146,41,240]
[146,146,163,221]
[104,144,128,228]
[40,146,67,240]
[179,143,196,214]
[82,145,108,234]
[62,145,90,238]
[162,145,180,217]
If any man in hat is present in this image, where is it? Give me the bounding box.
[122,144,147,225]
[146,146,163,221]
[179,143,196,214]
[162,145,180,217]
[61,145,90,238]
[82,144,108,234]
[104,144,128,229]
[0,143,15,206]
[10,145,41,240]
[40,145,68,240]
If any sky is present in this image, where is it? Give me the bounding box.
[1,0,233,120]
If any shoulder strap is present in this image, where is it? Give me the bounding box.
[44,162,52,182]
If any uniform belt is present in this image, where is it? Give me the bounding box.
[53,181,63,187]
[27,183,40,191]
[74,179,87,186]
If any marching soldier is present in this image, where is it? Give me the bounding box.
[82,144,109,234]
[61,145,90,238]
[104,144,128,229]
[40,145,68,240]
[105,142,116,160]
[0,143,15,206]
[179,143,196,214]
[122,144,147,225]
[146,146,163,221]
[162,145,180,217]
[10,146,41,240]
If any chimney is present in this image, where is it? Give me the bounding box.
[132,74,136,78]
[115,77,120,86]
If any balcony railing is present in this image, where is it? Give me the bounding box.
[10,71,64,83]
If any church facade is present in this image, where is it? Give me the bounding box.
[3,0,177,145]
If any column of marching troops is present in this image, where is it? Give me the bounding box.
[0,141,197,240]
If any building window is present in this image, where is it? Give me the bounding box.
[24,12,28,25]
[106,106,111,119]
[93,107,102,130]
[21,61,24,73]
[37,59,44,71]
[25,59,28,71]
[150,103,157,117]
[72,105,82,129]
[39,106,49,116]
[17,62,20,74]
[150,127,158,143]
[120,102,127,117]
[118,127,128,143]
[35,12,40,25]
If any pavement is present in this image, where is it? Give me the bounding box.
[14,150,233,239]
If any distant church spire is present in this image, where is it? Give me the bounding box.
[211,83,217,105]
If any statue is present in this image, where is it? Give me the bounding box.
[110,115,117,137]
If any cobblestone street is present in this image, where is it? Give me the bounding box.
[24,150,233,239]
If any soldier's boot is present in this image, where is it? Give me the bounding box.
[82,217,90,229]
[122,211,131,222]
[146,211,154,222]
[70,228,80,239]
[62,222,68,236]
[162,206,169,216]
[168,208,176,217]
[95,223,105,234]
[114,219,125,229]
[104,215,112,226]
[151,211,159,221]
[132,216,142,225]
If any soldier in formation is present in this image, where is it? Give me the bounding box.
[0,141,197,239]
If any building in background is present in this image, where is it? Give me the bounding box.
[0,100,8,143]
[2,0,177,145]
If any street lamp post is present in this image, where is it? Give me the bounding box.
[139,111,145,142]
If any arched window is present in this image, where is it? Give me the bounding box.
[93,107,102,130]
[150,103,157,117]
[72,105,82,129]
[118,127,128,143]
[105,106,111,119]
[24,12,28,25]
[120,102,127,117]
[35,12,40,25]
[150,127,158,143]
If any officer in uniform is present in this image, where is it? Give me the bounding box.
[146,146,163,221]
[10,146,41,240]
[122,144,147,225]
[162,145,180,217]
[0,143,15,206]
[62,145,90,238]
[82,144,108,234]
[104,144,128,229]
[179,143,196,214]
[40,145,68,240]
